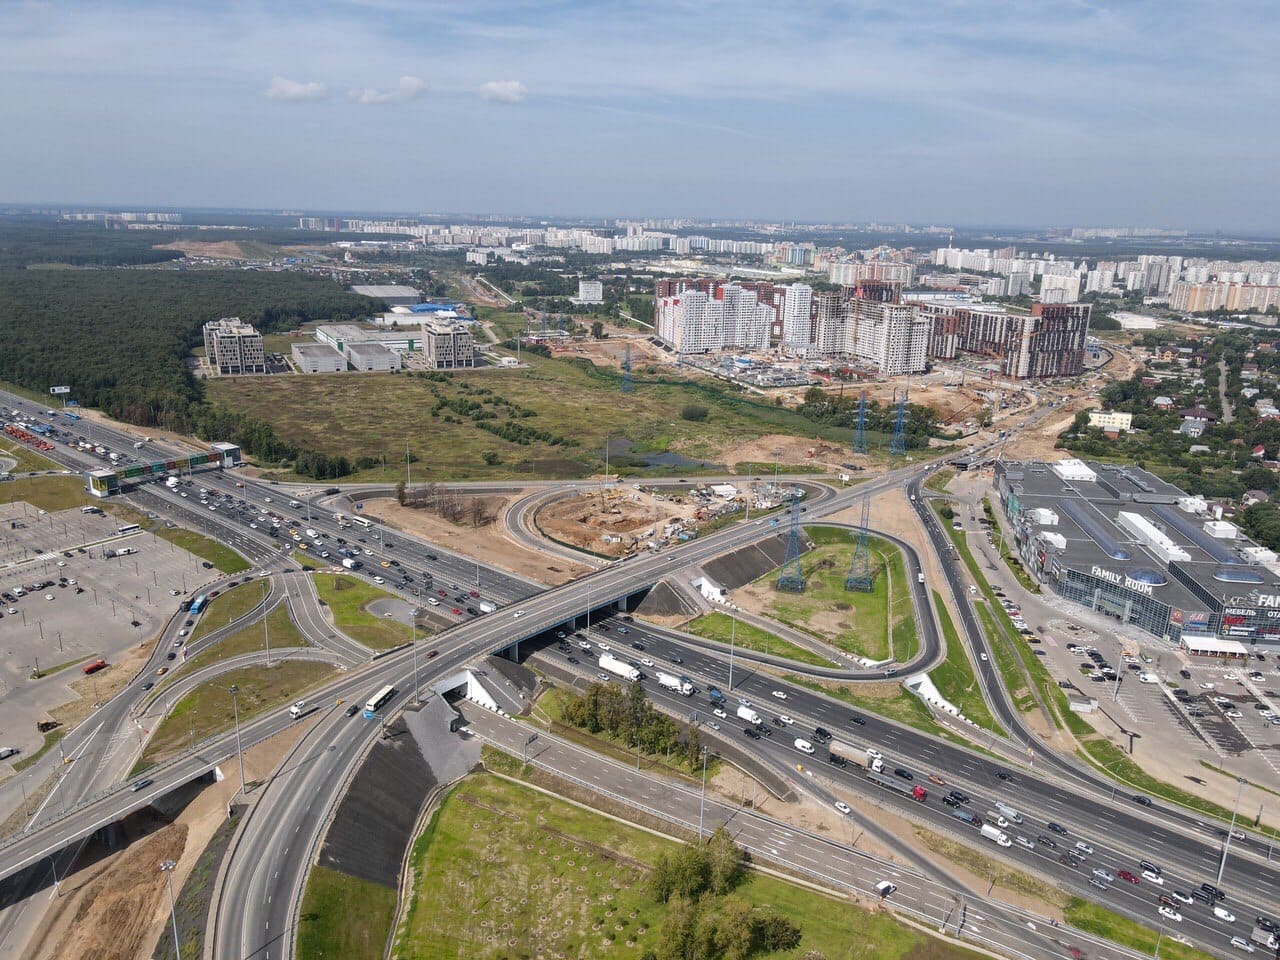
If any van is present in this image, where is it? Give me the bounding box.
[0,747,19,760]
[1140,859,1162,877]
[794,738,815,754]
[995,802,1023,824]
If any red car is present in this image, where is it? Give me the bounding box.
[438,589,448,597]
[1117,870,1139,884]
[469,590,480,598]
[426,650,438,660]
[451,607,462,616]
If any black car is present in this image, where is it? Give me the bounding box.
[1200,882,1226,901]
[996,771,1016,782]
[141,681,154,691]
[1180,669,1192,680]
[1059,853,1077,868]
[389,559,400,567]
[1132,794,1153,806]
[631,642,644,650]
[669,656,683,665]
[947,790,970,804]
[893,768,913,781]
[1038,835,1057,849]
[567,656,580,665]
[827,753,846,767]
[1257,916,1277,933]
[426,553,437,561]
[755,723,772,737]
[345,704,360,717]
[335,537,346,544]
[1048,822,1068,835]
[813,727,832,743]
[466,607,478,616]
[130,778,154,792]
[942,794,961,807]
[166,652,176,661]
[849,714,866,726]
[324,487,340,495]
[743,728,761,740]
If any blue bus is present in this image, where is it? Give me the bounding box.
[63,412,80,421]
[189,594,208,615]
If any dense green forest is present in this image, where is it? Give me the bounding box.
[0,266,379,477]
[0,220,186,268]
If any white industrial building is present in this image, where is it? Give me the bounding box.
[573,280,604,304]
[203,318,266,376]
[292,343,347,374]
[344,341,402,372]
[315,324,421,354]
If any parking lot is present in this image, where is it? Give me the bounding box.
[0,508,221,762]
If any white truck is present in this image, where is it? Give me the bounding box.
[736,704,762,725]
[341,557,361,570]
[599,653,640,682]
[657,672,694,696]
[165,476,179,489]
[305,528,319,539]
[289,700,314,720]
[478,600,496,614]
[980,823,1012,847]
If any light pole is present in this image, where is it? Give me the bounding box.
[697,745,709,841]
[262,579,270,666]
[727,610,737,691]
[160,858,182,960]
[228,685,245,798]
[411,588,420,704]
[1217,776,1247,885]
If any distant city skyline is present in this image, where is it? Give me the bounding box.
[3,1,1277,231]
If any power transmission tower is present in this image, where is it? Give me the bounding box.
[852,389,868,456]
[621,343,634,393]
[775,494,806,593]
[845,495,874,592]
[889,390,908,457]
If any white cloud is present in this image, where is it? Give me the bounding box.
[479,80,528,104]
[264,76,328,102]
[349,75,428,105]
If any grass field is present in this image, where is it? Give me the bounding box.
[297,865,398,960]
[190,582,270,643]
[0,475,91,512]
[783,673,952,741]
[755,527,914,663]
[312,573,411,650]
[927,591,1001,734]
[206,353,856,483]
[387,770,985,960]
[0,438,62,474]
[912,826,1065,906]
[1064,898,1215,960]
[13,728,66,772]
[182,602,307,673]
[151,526,250,573]
[138,660,336,767]
[682,611,833,667]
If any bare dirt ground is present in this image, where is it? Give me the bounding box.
[360,494,591,586]
[713,432,878,474]
[538,486,702,558]
[551,332,664,370]
[155,240,257,260]
[26,725,305,960]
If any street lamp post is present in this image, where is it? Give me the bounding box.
[160,859,182,960]
[698,746,709,841]
[727,610,737,691]
[228,685,245,798]
[411,588,420,704]
[1217,776,1248,885]
[262,580,271,666]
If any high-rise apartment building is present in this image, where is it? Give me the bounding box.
[917,301,1090,379]
[1039,272,1082,303]
[779,283,813,351]
[849,299,931,376]
[203,318,266,376]
[654,280,773,354]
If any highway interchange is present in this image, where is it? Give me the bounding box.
[0,388,1276,960]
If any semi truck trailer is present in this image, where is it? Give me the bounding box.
[599,653,640,682]
[658,672,694,695]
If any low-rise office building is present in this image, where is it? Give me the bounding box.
[292,343,347,374]
[423,319,476,369]
[203,318,266,376]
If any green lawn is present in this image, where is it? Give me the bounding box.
[783,674,950,740]
[190,582,270,643]
[1064,898,1216,960]
[752,528,914,663]
[13,728,66,772]
[923,468,955,494]
[0,475,92,512]
[0,438,62,474]
[182,602,307,673]
[312,573,411,651]
[682,611,833,667]
[137,660,336,767]
[926,591,1001,734]
[206,352,857,483]
[297,865,398,960]
[152,526,250,574]
[388,770,986,960]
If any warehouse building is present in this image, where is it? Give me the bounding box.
[291,343,347,374]
[995,458,1280,651]
[203,318,266,376]
[422,318,476,369]
[349,284,421,306]
[315,324,421,354]
[344,341,402,372]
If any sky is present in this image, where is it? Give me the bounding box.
[2,0,1277,230]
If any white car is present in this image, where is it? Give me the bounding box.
[1229,936,1255,953]
[713,708,728,719]
[597,642,610,651]
[178,629,188,637]
[56,560,65,567]
[363,549,373,556]
[1158,906,1183,923]
[577,640,591,650]
[513,610,526,618]
[1224,672,1239,681]
[1171,890,1194,905]
[640,658,654,667]
[778,715,794,725]
[834,800,852,816]
[1142,870,1164,885]
[707,721,720,731]
[1015,836,1036,850]
[44,594,54,600]
[1214,906,1236,923]
[372,576,385,584]
[1074,840,1094,855]
[979,653,988,661]
[772,690,788,700]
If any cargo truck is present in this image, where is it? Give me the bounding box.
[341,557,361,570]
[826,740,877,769]
[980,823,1012,847]
[736,704,762,725]
[707,685,726,705]
[658,672,694,696]
[478,600,496,614]
[599,653,640,682]
[866,768,928,801]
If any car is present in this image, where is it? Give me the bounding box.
[1092,868,1115,881]
[140,681,154,691]
[996,771,1016,782]
[928,774,946,786]
[1058,853,1077,868]
[513,609,526,618]
[777,715,794,725]
[707,721,720,731]
[1048,822,1068,835]
[947,790,969,804]
[185,619,194,627]
[942,794,961,808]
[834,800,852,815]
[1075,841,1094,855]
[743,727,760,740]
[166,651,176,661]
[44,594,53,601]
[567,656,579,665]
[6,608,15,615]
[380,560,391,568]
[129,778,154,792]
[874,880,897,898]
[1142,870,1164,885]
[630,641,644,650]
[893,768,914,780]
[1088,878,1109,890]
[1158,906,1183,922]
[1165,889,1192,905]
[1117,870,1139,884]
[979,652,988,661]
[1257,916,1279,933]
[1132,794,1153,806]
[451,608,461,616]
[1229,936,1256,953]
[640,657,654,667]
[1015,836,1035,850]
[771,690,788,700]
[596,673,610,681]
[372,576,385,584]
[155,666,168,676]
[754,724,772,737]
[813,727,832,743]
[849,714,866,726]
[345,703,360,717]
[1214,906,1236,923]
[1180,669,1192,679]
[713,708,728,719]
